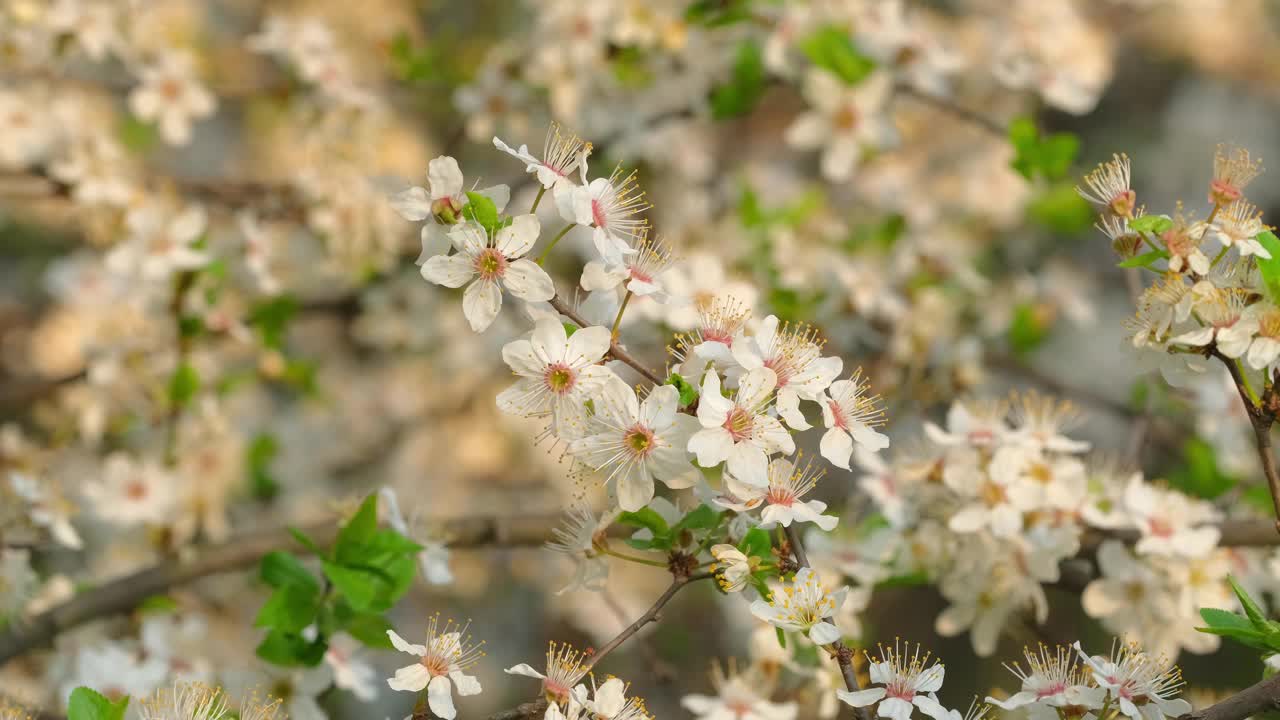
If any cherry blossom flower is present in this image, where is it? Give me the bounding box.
[577,676,650,720]
[325,633,378,701]
[1122,476,1220,558]
[689,368,794,488]
[985,644,1105,715]
[785,69,895,182]
[83,453,177,527]
[1081,541,1178,642]
[391,155,511,261]
[106,202,210,281]
[568,376,698,511]
[386,618,484,720]
[8,472,81,549]
[670,297,752,378]
[127,52,216,146]
[506,642,590,705]
[497,318,614,435]
[558,164,650,263]
[137,683,230,720]
[837,641,949,720]
[1208,199,1270,258]
[1208,144,1263,206]
[421,217,555,332]
[732,315,842,431]
[682,662,797,720]
[710,545,751,593]
[715,456,839,531]
[1077,154,1135,217]
[819,370,889,469]
[379,487,454,585]
[749,567,847,645]
[493,122,591,193]
[1073,641,1190,720]
[580,232,675,303]
[546,504,613,593]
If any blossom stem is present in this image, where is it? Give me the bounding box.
[1211,244,1231,267]
[1214,348,1280,536]
[536,223,576,266]
[530,185,547,214]
[1238,359,1261,406]
[162,269,199,466]
[582,570,713,672]
[784,524,874,720]
[610,290,633,339]
[601,546,669,568]
[547,295,664,386]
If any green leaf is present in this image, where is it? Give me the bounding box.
[168,363,200,408]
[322,556,415,613]
[1116,249,1169,269]
[289,527,324,555]
[563,322,579,338]
[256,584,322,634]
[260,551,319,592]
[1028,183,1094,234]
[611,47,653,89]
[248,295,298,350]
[343,613,395,649]
[1038,134,1080,180]
[1007,303,1049,357]
[1168,438,1237,500]
[1127,215,1174,234]
[117,115,157,152]
[738,527,772,559]
[711,40,765,119]
[685,0,755,26]
[799,27,876,85]
[617,508,670,538]
[137,595,178,613]
[665,373,699,408]
[1255,231,1280,304]
[1200,607,1255,632]
[335,494,379,558]
[1194,624,1271,650]
[68,687,130,720]
[672,504,721,534]
[247,433,281,501]
[1007,118,1079,181]
[255,629,327,667]
[775,626,787,649]
[1230,575,1270,629]
[462,192,500,232]
[1243,485,1276,515]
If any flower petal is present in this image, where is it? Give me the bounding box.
[504,259,556,302]
[462,279,502,332]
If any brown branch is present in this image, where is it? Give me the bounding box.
[894,85,1008,137]
[1180,673,1280,720]
[0,512,565,667]
[487,700,548,720]
[1212,349,1280,535]
[784,525,872,720]
[547,295,664,386]
[582,570,712,672]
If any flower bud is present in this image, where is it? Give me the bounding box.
[432,195,465,225]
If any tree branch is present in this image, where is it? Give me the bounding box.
[784,525,872,720]
[548,295,664,386]
[0,512,565,666]
[1180,672,1280,720]
[1213,349,1280,535]
[582,570,712,672]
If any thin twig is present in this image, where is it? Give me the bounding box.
[582,570,712,672]
[548,295,663,386]
[784,525,872,720]
[1213,348,1280,535]
[1178,672,1280,720]
[894,85,1008,137]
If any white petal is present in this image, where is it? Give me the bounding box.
[820,427,854,470]
[688,428,733,467]
[837,689,887,708]
[462,279,502,332]
[496,214,540,258]
[428,156,464,199]
[421,254,475,288]
[504,664,547,680]
[738,368,778,408]
[387,663,431,692]
[807,621,841,645]
[427,675,457,719]
[726,441,769,487]
[450,670,482,696]
[390,186,432,221]
[386,630,426,656]
[568,325,613,366]
[504,260,556,302]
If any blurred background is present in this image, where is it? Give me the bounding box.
[3,0,1280,718]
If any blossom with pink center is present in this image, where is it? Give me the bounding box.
[505,642,590,705]
[391,155,511,261]
[568,375,698,511]
[985,644,1104,714]
[558,164,649,263]
[1077,153,1135,217]
[714,456,838,531]
[496,318,614,437]
[1208,145,1262,206]
[670,297,752,378]
[127,52,215,146]
[749,567,847,645]
[493,122,591,193]
[732,315,843,431]
[1072,641,1190,720]
[688,368,794,488]
[682,662,797,720]
[819,370,889,469]
[1121,475,1220,558]
[420,216,554,332]
[837,641,949,720]
[580,232,674,303]
[386,618,484,719]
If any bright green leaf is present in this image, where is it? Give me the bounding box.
[255,629,326,667]
[617,508,670,538]
[463,192,500,232]
[672,504,721,534]
[168,363,200,408]
[1008,303,1049,357]
[1254,231,1280,304]
[248,295,298,350]
[260,551,319,591]
[68,687,129,720]
[665,373,699,408]
[799,27,876,85]
[1116,249,1169,269]
[1230,575,1270,629]
[738,527,772,559]
[344,613,395,649]
[256,584,321,634]
[711,40,765,119]
[1127,215,1174,234]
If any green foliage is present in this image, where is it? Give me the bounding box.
[1007,303,1050,357]
[248,295,298,350]
[1028,183,1094,234]
[665,373,700,408]
[389,33,437,83]
[1197,576,1280,655]
[1116,249,1169,269]
[622,504,723,551]
[1243,485,1276,515]
[168,362,201,408]
[247,433,281,501]
[117,115,157,153]
[711,40,766,119]
[462,192,500,233]
[254,493,421,666]
[685,0,756,26]
[1254,231,1280,304]
[611,47,654,89]
[1008,118,1079,181]
[798,27,876,85]
[68,688,129,720]
[737,527,772,559]
[1168,438,1238,500]
[1127,214,1174,234]
[845,214,906,252]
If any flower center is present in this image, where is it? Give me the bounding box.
[421,653,450,677]
[834,105,860,131]
[766,486,795,507]
[723,406,754,442]
[828,400,848,430]
[126,480,148,501]
[474,248,508,280]
[1028,463,1053,484]
[624,425,655,456]
[591,197,608,228]
[1109,189,1136,217]
[544,363,577,395]
[1209,178,1242,205]
[980,481,1006,507]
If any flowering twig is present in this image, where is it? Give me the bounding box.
[547,295,664,385]
[1178,672,1280,720]
[0,511,569,665]
[783,525,873,720]
[1212,347,1280,534]
[894,84,1008,137]
[581,570,713,672]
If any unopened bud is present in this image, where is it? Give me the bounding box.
[432,195,465,225]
